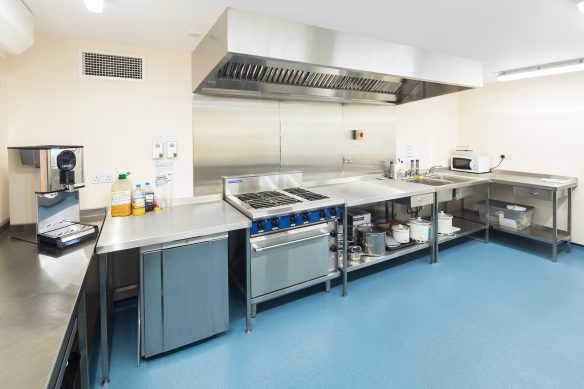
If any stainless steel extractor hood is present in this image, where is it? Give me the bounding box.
[192,8,483,105]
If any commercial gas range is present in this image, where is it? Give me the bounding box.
[224,172,344,326]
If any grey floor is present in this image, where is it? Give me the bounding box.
[91,234,584,388]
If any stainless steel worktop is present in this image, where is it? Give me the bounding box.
[0,212,105,389]
[96,199,251,254]
[445,169,578,191]
[308,178,436,207]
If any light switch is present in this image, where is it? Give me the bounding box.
[152,140,164,159]
[166,140,177,159]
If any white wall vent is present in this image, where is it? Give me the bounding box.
[80,50,145,81]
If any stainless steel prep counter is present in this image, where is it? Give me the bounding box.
[444,169,578,260]
[308,178,436,208]
[0,211,105,389]
[95,198,250,386]
[308,177,438,295]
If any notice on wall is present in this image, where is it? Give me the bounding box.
[404,144,415,161]
[154,160,175,208]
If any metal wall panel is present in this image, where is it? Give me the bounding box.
[193,96,281,194]
[342,104,397,170]
[280,102,343,168]
[192,97,397,195]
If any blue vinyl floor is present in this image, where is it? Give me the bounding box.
[90,234,584,388]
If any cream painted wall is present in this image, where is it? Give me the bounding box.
[459,73,584,244]
[395,93,460,170]
[3,35,193,211]
[0,58,8,224]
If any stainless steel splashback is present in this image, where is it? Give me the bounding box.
[223,172,302,196]
[192,8,483,105]
[193,97,396,195]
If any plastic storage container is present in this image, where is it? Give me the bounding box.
[477,199,534,230]
[132,184,146,216]
[111,173,132,217]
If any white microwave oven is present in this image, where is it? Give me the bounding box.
[450,155,491,173]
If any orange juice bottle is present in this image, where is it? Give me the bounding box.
[131,184,146,216]
[111,173,132,217]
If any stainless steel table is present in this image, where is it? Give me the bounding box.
[309,178,437,296]
[95,198,250,386]
[0,211,104,389]
[446,169,578,261]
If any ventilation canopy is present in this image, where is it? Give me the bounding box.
[193,9,483,105]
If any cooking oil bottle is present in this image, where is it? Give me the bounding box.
[132,184,146,216]
[111,172,132,217]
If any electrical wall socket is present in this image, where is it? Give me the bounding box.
[502,153,512,161]
[91,173,113,184]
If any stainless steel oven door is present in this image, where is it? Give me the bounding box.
[250,223,332,298]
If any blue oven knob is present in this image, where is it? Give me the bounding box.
[271,217,280,230]
[329,208,337,218]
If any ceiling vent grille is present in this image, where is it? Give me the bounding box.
[80,50,144,81]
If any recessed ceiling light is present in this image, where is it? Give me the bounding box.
[497,59,584,81]
[83,0,104,13]
[577,0,584,13]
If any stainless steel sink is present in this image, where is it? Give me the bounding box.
[407,178,452,186]
[405,174,476,187]
[430,174,474,183]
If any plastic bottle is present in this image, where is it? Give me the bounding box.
[144,182,155,212]
[132,184,146,216]
[111,172,132,217]
[154,190,165,211]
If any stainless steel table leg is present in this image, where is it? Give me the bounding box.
[251,303,257,318]
[567,188,572,253]
[136,268,141,367]
[99,253,110,386]
[78,288,90,389]
[552,191,558,262]
[431,193,438,264]
[342,207,348,296]
[485,184,490,244]
[245,229,252,333]
[325,280,331,293]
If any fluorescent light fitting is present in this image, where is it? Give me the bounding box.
[497,59,584,81]
[578,0,584,13]
[83,0,104,13]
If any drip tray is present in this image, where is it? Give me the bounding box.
[39,223,98,248]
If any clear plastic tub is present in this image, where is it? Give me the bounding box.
[477,199,534,230]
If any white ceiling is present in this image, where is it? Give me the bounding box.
[23,0,584,81]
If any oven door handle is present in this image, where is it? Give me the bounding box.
[252,232,330,252]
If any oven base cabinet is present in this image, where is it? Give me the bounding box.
[140,236,229,358]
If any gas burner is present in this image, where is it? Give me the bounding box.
[235,190,302,209]
[284,187,329,201]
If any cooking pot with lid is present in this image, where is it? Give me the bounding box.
[356,225,386,256]
[438,211,453,234]
[391,224,410,244]
[408,217,431,242]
